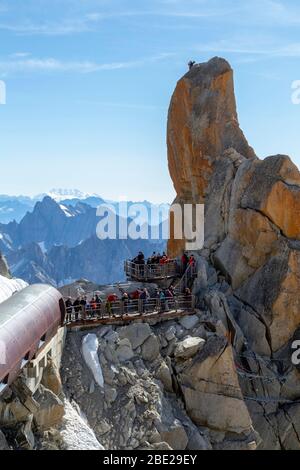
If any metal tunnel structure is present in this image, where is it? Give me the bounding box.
[0,284,66,394]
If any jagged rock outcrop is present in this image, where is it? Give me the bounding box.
[167,58,256,258]
[41,359,63,396]
[167,57,256,206]
[61,313,257,450]
[167,57,300,449]
[0,429,9,450]
[0,361,104,450]
[0,252,10,278]
[176,336,252,433]
[210,154,300,353]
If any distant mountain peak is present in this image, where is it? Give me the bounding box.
[46,189,100,202]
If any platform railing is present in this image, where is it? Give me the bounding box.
[124,259,180,281]
[64,294,195,325]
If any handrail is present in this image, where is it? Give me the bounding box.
[64,294,195,325]
[173,263,198,294]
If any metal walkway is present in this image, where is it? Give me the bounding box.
[65,295,196,329]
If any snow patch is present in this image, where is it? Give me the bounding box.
[38,241,47,254]
[57,278,77,287]
[0,207,14,213]
[10,259,26,273]
[60,400,104,450]
[0,275,28,304]
[47,189,100,202]
[0,232,12,249]
[59,204,74,217]
[82,334,104,388]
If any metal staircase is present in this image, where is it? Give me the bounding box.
[172,263,197,294]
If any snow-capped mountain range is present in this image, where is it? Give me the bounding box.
[0,193,167,286]
[41,188,101,202]
[0,189,169,224]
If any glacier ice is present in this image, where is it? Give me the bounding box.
[82,334,104,389]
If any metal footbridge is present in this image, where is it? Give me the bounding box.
[0,257,198,394]
[65,294,196,329]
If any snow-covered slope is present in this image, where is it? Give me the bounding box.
[44,189,101,202]
[0,274,28,304]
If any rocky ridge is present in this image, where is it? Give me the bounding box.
[167,57,300,449]
[61,305,258,451]
[0,252,10,278]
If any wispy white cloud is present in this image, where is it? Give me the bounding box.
[214,0,300,27]
[10,52,31,58]
[194,38,300,60]
[0,10,229,36]
[275,43,300,57]
[158,0,300,25]
[1,0,300,38]
[0,17,98,35]
[0,1,240,36]
[254,0,300,25]
[254,71,283,81]
[78,100,165,111]
[152,0,300,24]
[0,11,167,35]
[0,53,175,74]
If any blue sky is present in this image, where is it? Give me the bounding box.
[0,0,300,203]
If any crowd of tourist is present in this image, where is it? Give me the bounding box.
[64,251,197,323]
[132,251,171,266]
[132,251,196,269]
[128,252,196,283]
[65,285,192,323]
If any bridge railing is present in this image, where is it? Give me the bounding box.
[64,294,195,325]
[124,259,180,281]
